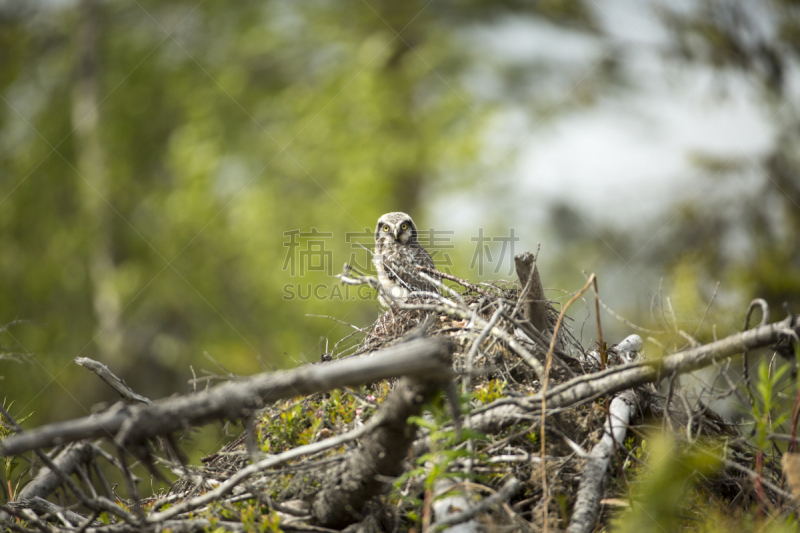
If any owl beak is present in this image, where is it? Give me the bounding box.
[393,228,399,240]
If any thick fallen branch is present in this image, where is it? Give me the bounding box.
[311,378,444,529]
[0,338,453,456]
[563,336,644,532]
[415,317,798,457]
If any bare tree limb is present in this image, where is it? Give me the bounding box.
[8,497,100,527]
[534,313,799,412]
[416,265,484,294]
[416,316,798,458]
[18,443,95,501]
[0,403,138,526]
[0,338,453,456]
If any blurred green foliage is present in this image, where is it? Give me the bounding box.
[0,0,597,456]
[643,0,800,335]
[612,433,722,532]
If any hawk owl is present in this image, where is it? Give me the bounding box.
[373,212,437,306]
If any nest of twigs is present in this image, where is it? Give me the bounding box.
[4,259,795,533]
[171,267,784,532]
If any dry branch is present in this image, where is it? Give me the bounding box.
[74,357,152,404]
[533,313,799,412]
[147,419,379,523]
[567,336,643,532]
[310,378,444,529]
[415,317,798,459]
[17,442,96,501]
[8,496,101,527]
[433,477,520,531]
[0,338,453,456]
[432,478,479,533]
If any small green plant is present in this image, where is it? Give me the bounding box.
[474,379,506,405]
[748,357,793,516]
[0,399,33,501]
[752,359,790,452]
[258,387,386,454]
[392,392,487,530]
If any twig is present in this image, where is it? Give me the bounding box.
[463,304,505,476]
[596,296,664,335]
[305,315,365,332]
[742,298,770,406]
[692,281,720,339]
[390,300,545,377]
[8,497,100,527]
[148,418,380,522]
[591,276,607,369]
[432,477,520,530]
[540,274,596,530]
[723,459,793,502]
[416,265,484,294]
[464,305,505,394]
[74,358,152,405]
[0,403,138,526]
[500,311,575,378]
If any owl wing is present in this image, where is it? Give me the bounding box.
[389,242,437,294]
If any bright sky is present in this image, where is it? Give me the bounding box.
[433,0,775,241]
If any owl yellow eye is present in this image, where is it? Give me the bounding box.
[401,223,408,230]
[383,225,390,232]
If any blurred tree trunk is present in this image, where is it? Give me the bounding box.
[72,0,124,363]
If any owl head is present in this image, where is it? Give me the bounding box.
[375,212,418,245]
